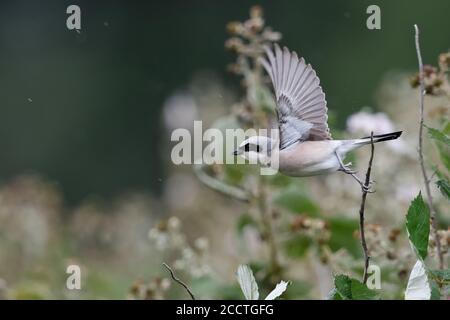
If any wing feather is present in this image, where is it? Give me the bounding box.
[260,45,331,148]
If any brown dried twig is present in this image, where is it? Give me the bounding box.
[359,132,374,284]
[162,263,196,300]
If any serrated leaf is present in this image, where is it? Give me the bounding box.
[426,125,450,146]
[406,192,430,260]
[333,274,379,300]
[236,265,259,300]
[405,260,431,300]
[350,279,380,300]
[334,275,352,299]
[436,179,450,200]
[265,280,289,300]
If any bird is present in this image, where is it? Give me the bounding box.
[233,44,402,191]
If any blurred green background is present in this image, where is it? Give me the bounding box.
[0,0,449,204]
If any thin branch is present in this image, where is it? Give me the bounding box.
[414,24,444,269]
[359,132,374,284]
[162,263,196,300]
[194,163,250,202]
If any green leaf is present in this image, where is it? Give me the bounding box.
[350,279,380,300]
[333,274,379,300]
[406,192,430,260]
[426,125,450,146]
[436,179,450,200]
[334,275,352,299]
[326,288,342,300]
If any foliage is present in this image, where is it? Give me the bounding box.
[330,274,379,300]
[406,193,430,260]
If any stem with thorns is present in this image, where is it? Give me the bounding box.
[359,132,374,284]
[414,24,444,269]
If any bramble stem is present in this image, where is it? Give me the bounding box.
[414,24,444,269]
[359,132,374,284]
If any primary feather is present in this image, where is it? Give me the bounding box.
[260,44,331,150]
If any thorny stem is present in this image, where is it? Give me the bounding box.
[359,132,374,284]
[414,24,444,269]
[162,263,196,300]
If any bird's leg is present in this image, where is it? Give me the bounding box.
[335,151,374,192]
[335,151,356,174]
[340,161,357,174]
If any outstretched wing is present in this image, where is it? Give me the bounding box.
[260,44,331,149]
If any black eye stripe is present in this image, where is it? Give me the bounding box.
[244,143,261,152]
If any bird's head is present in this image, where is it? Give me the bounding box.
[233,135,277,166]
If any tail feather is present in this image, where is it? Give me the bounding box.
[355,131,403,145]
[361,131,403,143]
[339,131,403,154]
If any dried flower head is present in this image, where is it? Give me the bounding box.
[439,52,450,72]
[410,53,450,96]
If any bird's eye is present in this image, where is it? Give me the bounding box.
[244,143,261,152]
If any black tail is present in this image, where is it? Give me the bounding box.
[361,131,403,143]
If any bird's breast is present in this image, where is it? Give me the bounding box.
[278,141,341,177]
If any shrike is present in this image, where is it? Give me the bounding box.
[233,44,402,190]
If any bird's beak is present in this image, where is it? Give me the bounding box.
[233,149,241,156]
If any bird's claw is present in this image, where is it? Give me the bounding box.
[340,163,358,175]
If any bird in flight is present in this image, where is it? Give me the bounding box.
[233,44,402,191]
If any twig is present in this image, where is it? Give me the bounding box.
[414,24,444,269]
[162,263,196,300]
[359,132,374,284]
[193,163,249,202]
